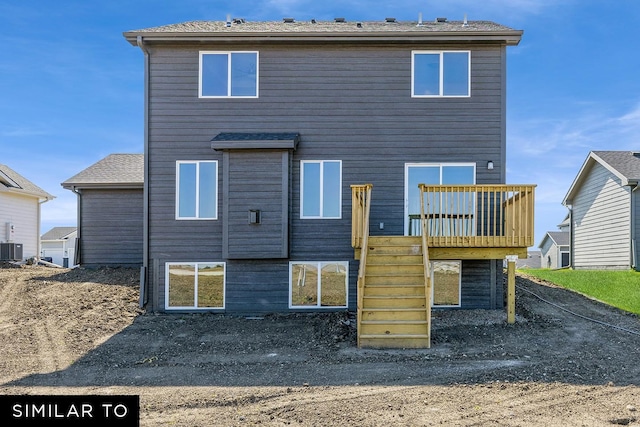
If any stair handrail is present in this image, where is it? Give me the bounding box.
[419,184,432,348]
[351,184,372,348]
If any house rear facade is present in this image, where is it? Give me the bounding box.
[563,151,640,270]
[124,18,533,346]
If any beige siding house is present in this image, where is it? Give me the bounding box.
[0,164,54,261]
[563,151,640,270]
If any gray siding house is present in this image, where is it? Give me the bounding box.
[539,231,570,269]
[62,154,144,267]
[563,151,640,270]
[124,18,534,348]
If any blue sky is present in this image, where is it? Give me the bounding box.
[2,0,639,248]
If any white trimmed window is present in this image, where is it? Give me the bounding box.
[431,260,461,307]
[412,51,470,97]
[199,51,259,98]
[300,160,342,219]
[176,161,218,220]
[290,261,348,308]
[166,262,225,310]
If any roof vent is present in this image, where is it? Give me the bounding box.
[436,17,447,23]
[226,14,231,28]
[462,14,468,27]
[311,18,317,24]
[334,17,346,23]
[417,12,423,27]
[233,18,245,24]
[356,22,363,28]
[385,17,396,23]
[283,17,295,23]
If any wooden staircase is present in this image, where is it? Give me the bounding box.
[359,236,431,348]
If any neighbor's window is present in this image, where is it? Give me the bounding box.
[412,51,470,97]
[176,161,218,220]
[200,51,258,97]
[431,260,461,307]
[301,160,342,219]
[290,261,348,308]
[166,262,225,309]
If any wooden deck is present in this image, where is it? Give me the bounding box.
[351,183,536,349]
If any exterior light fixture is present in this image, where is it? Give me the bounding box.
[487,161,494,170]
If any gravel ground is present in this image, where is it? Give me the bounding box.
[0,265,639,426]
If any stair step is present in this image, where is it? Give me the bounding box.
[365,274,425,285]
[363,295,426,309]
[366,263,424,275]
[364,284,425,297]
[359,334,431,349]
[368,236,422,246]
[360,320,429,335]
[366,254,423,265]
[361,308,427,321]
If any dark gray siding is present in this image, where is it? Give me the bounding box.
[223,150,289,259]
[79,189,143,266]
[146,42,508,312]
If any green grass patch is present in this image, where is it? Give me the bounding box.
[521,269,640,315]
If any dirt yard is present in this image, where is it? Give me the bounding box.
[0,265,639,426]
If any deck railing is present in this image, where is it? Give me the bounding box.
[351,184,373,348]
[417,184,536,248]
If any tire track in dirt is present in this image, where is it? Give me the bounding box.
[33,318,74,373]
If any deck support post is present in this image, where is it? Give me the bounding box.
[505,255,518,324]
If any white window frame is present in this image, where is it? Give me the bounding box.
[165,262,226,310]
[199,51,259,98]
[289,261,349,309]
[175,160,218,220]
[411,50,471,98]
[431,260,462,308]
[300,160,342,219]
[404,162,476,236]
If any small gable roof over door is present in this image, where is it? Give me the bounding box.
[211,132,300,151]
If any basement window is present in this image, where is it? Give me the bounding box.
[289,261,348,308]
[431,260,461,307]
[412,51,470,97]
[166,262,225,310]
[200,51,259,98]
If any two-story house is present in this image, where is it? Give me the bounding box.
[124,17,534,348]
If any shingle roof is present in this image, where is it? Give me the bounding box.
[61,154,143,189]
[0,164,54,200]
[592,151,640,181]
[124,19,522,45]
[41,226,77,241]
[211,132,300,150]
[128,19,516,34]
[547,231,570,246]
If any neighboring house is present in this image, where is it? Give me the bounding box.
[61,154,144,267]
[539,232,570,269]
[516,251,542,269]
[563,151,640,270]
[40,226,77,267]
[124,17,534,348]
[0,164,54,261]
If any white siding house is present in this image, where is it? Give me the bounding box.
[538,231,570,269]
[41,227,77,267]
[0,164,54,261]
[563,151,640,270]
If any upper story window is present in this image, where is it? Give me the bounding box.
[300,160,342,219]
[199,51,259,98]
[176,161,218,220]
[412,51,470,97]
